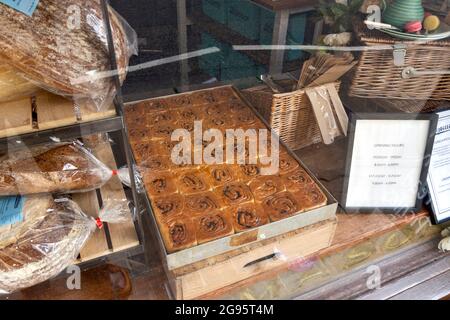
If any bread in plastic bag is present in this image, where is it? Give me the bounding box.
[0,1,138,110]
[0,195,130,294]
[0,141,114,196]
[0,62,41,103]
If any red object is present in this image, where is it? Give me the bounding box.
[112,170,118,176]
[404,21,422,33]
[95,218,104,229]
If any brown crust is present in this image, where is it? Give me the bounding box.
[0,1,131,97]
[0,144,109,195]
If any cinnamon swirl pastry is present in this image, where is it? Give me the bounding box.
[128,127,152,142]
[143,172,178,197]
[229,101,248,114]
[160,217,197,253]
[278,153,300,175]
[191,90,218,105]
[235,110,258,126]
[152,194,184,223]
[207,165,239,187]
[262,191,304,222]
[281,169,314,191]
[140,156,171,173]
[249,176,285,201]
[169,94,194,108]
[213,87,235,101]
[294,185,327,211]
[193,211,234,244]
[125,103,145,127]
[218,183,253,206]
[147,110,175,126]
[179,107,202,121]
[141,99,169,111]
[239,164,262,181]
[184,192,224,216]
[151,124,176,139]
[130,141,159,164]
[177,171,212,194]
[228,203,269,232]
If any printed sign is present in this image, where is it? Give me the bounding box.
[0,0,40,16]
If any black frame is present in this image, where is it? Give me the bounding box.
[426,109,450,225]
[342,113,438,213]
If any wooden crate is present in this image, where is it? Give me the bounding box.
[72,135,140,264]
[170,219,337,300]
[0,91,116,139]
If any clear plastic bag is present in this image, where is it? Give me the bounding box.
[0,1,138,110]
[0,141,115,196]
[0,195,130,294]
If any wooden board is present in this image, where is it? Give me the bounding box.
[0,97,33,138]
[0,90,116,138]
[84,134,140,254]
[72,191,111,262]
[177,219,337,300]
[69,135,139,264]
[36,91,116,130]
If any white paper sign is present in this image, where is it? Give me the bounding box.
[427,110,450,223]
[346,119,430,209]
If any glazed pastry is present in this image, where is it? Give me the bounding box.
[262,191,304,222]
[167,93,194,108]
[207,165,239,187]
[226,140,259,164]
[152,194,184,223]
[160,217,197,253]
[239,164,262,181]
[150,123,176,139]
[146,110,175,126]
[128,127,152,142]
[124,103,145,127]
[218,182,253,206]
[177,170,212,194]
[177,119,196,133]
[178,107,202,121]
[278,153,300,175]
[249,176,285,201]
[191,90,219,105]
[227,203,269,232]
[234,110,258,126]
[143,172,178,197]
[215,87,236,100]
[141,98,169,111]
[130,141,160,164]
[281,168,314,191]
[294,185,327,211]
[139,155,171,173]
[193,211,234,244]
[184,192,224,216]
[229,101,248,114]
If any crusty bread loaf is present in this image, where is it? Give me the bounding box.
[0,197,92,294]
[0,62,40,103]
[0,143,112,195]
[0,1,135,104]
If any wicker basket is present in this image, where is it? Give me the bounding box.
[242,81,341,150]
[349,20,450,101]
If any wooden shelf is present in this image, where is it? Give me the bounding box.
[0,91,116,140]
[72,134,140,264]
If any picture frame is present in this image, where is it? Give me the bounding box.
[342,113,438,213]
